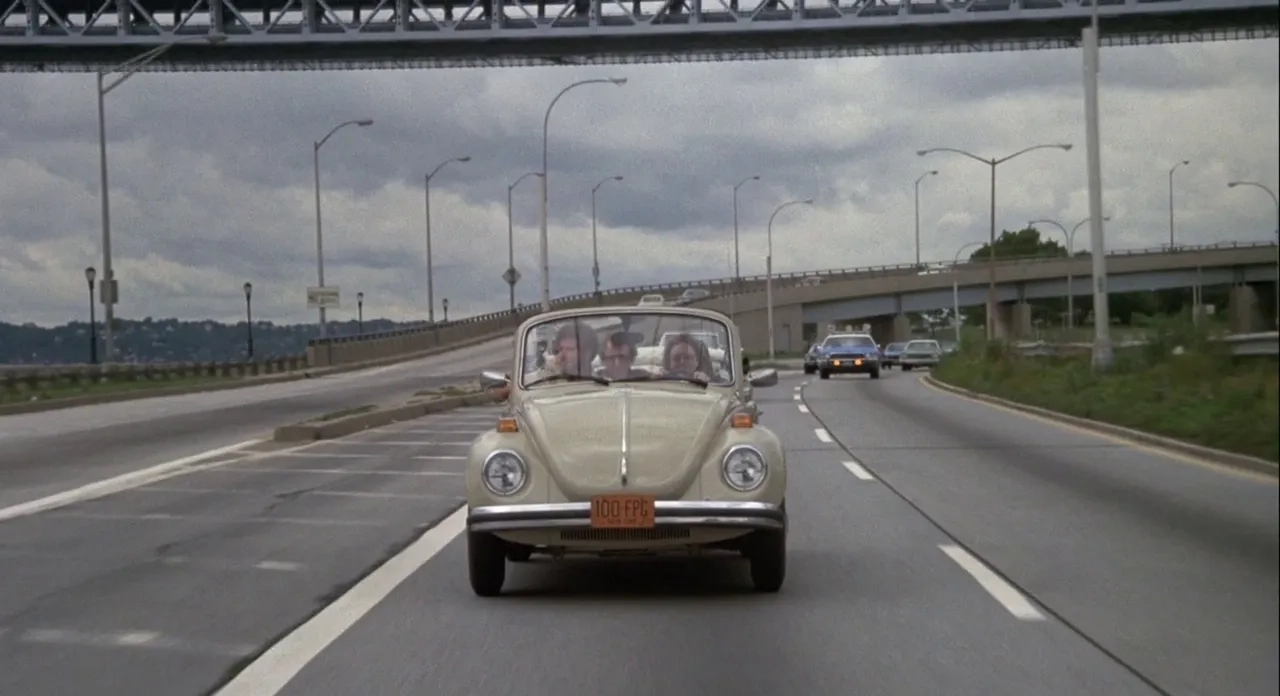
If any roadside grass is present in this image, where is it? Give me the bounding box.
[0,374,235,405]
[932,316,1279,463]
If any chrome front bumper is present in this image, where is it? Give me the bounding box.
[467,501,785,534]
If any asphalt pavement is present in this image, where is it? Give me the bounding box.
[0,336,511,510]
[4,366,1274,696]
[0,405,503,696]
[203,367,1277,696]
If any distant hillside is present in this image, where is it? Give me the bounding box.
[0,317,419,365]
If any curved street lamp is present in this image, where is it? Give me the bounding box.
[1227,180,1280,328]
[313,118,375,338]
[591,175,625,298]
[766,198,815,360]
[425,155,471,324]
[917,143,1073,340]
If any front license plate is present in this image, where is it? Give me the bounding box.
[590,494,656,529]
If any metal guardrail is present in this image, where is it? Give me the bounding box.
[0,356,310,397]
[1011,332,1280,358]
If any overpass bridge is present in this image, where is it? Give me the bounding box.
[304,241,1277,366]
[1,0,1276,71]
[690,241,1280,351]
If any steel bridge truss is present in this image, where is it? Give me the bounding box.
[0,0,1276,71]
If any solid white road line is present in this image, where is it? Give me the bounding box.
[0,440,260,523]
[797,404,810,414]
[216,468,461,477]
[841,460,876,481]
[213,505,467,696]
[814,428,833,443]
[45,511,386,527]
[938,544,1046,621]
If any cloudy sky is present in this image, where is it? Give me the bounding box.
[1,37,1276,328]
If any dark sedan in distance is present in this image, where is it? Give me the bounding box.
[816,333,882,380]
[881,342,907,368]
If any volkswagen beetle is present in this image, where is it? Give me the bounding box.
[466,305,786,596]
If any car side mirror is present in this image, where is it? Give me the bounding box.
[742,355,751,373]
[479,370,509,390]
[748,368,778,388]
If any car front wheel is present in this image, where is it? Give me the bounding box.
[467,529,507,597]
[748,526,787,593]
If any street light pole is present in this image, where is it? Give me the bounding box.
[96,34,226,362]
[1029,216,1110,330]
[424,155,471,324]
[766,198,814,361]
[1168,160,1190,249]
[918,143,1073,342]
[243,281,254,360]
[914,170,938,267]
[1228,180,1280,329]
[313,118,374,339]
[539,77,628,312]
[507,171,542,311]
[84,267,98,364]
[591,175,624,301]
[357,291,364,334]
[951,242,984,344]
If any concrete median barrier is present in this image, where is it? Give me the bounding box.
[273,383,497,442]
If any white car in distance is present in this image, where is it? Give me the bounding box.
[637,294,665,307]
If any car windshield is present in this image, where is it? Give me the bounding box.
[886,343,907,351]
[519,311,736,388]
[905,341,938,352]
[823,335,876,349]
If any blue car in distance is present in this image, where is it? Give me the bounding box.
[815,333,882,380]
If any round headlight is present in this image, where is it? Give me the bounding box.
[722,445,767,492]
[481,450,528,496]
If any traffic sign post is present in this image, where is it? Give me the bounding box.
[503,267,521,311]
[307,286,341,309]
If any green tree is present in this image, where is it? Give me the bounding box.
[964,227,1069,328]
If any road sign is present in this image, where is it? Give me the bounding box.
[502,267,521,285]
[307,286,340,309]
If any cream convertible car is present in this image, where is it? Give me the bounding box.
[468,306,787,596]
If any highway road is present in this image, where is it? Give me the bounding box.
[0,336,512,511]
[0,367,1275,696]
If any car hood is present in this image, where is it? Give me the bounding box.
[519,386,732,499]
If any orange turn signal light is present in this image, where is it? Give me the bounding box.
[731,412,754,429]
[497,417,519,433]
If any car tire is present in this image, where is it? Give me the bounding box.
[467,529,507,597]
[819,370,830,380]
[870,368,881,379]
[902,365,913,371]
[506,545,533,562]
[803,365,815,375]
[748,526,787,593]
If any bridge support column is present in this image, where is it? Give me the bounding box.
[892,314,912,342]
[993,302,1033,340]
[1228,284,1264,333]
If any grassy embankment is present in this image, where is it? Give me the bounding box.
[932,317,1279,462]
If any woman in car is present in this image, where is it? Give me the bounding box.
[661,333,715,382]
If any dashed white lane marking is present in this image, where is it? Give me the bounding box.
[797,404,810,414]
[842,460,876,480]
[371,428,487,435]
[414,455,465,460]
[793,394,801,401]
[0,440,260,524]
[814,428,833,443]
[212,468,461,477]
[793,385,801,391]
[43,511,386,527]
[938,545,1046,621]
[157,555,306,572]
[212,506,467,696]
[17,628,257,657]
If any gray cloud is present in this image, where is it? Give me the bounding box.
[1,39,1277,328]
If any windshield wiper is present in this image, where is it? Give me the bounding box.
[525,373,610,388]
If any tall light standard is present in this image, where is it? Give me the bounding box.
[731,174,762,320]
[950,242,985,344]
[242,281,254,360]
[313,118,374,338]
[539,77,628,312]
[1228,180,1280,328]
[84,266,98,365]
[1081,1,1114,370]
[913,170,938,267]
[507,171,543,311]
[917,143,1073,341]
[1168,160,1190,249]
[424,155,471,324]
[766,198,814,360]
[357,291,364,334]
[97,33,226,362]
[1029,215,1110,330]
[591,175,624,300]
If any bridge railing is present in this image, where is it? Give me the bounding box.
[1011,331,1279,358]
